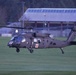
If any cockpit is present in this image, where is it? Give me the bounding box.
[11,35,26,43]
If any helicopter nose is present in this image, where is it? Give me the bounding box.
[8,41,20,47]
[8,41,13,47]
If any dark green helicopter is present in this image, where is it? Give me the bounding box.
[6,26,76,54]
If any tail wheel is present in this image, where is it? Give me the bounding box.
[60,48,64,54]
[16,48,20,53]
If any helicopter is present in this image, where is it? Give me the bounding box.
[4,25,76,54]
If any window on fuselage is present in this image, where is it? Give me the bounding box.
[33,38,37,43]
[33,38,41,43]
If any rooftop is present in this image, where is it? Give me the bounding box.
[19,8,76,22]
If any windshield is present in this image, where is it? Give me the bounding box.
[11,35,24,42]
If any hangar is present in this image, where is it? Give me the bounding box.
[19,8,76,36]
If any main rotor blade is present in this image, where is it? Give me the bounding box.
[6,26,26,29]
[0,26,33,29]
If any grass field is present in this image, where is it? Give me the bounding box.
[0,37,76,75]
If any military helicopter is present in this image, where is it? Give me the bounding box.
[4,25,76,54]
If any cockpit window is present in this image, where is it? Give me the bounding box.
[11,35,25,42]
[11,35,17,41]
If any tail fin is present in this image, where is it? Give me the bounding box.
[67,26,76,43]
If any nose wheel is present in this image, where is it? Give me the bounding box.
[16,48,20,53]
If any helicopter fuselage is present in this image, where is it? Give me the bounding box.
[8,35,68,49]
[7,28,76,54]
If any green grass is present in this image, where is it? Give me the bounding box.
[0,71,76,75]
[0,37,76,75]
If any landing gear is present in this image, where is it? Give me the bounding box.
[16,47,34,53]
[16,48,20,53]
[30,49,34,53]
[60,48,64,54]
[28,48,34,53]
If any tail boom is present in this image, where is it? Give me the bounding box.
[67,26,76,43]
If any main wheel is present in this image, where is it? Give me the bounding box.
[27,48,34,53]
[30,50,34,53]
[16,48,20,53]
